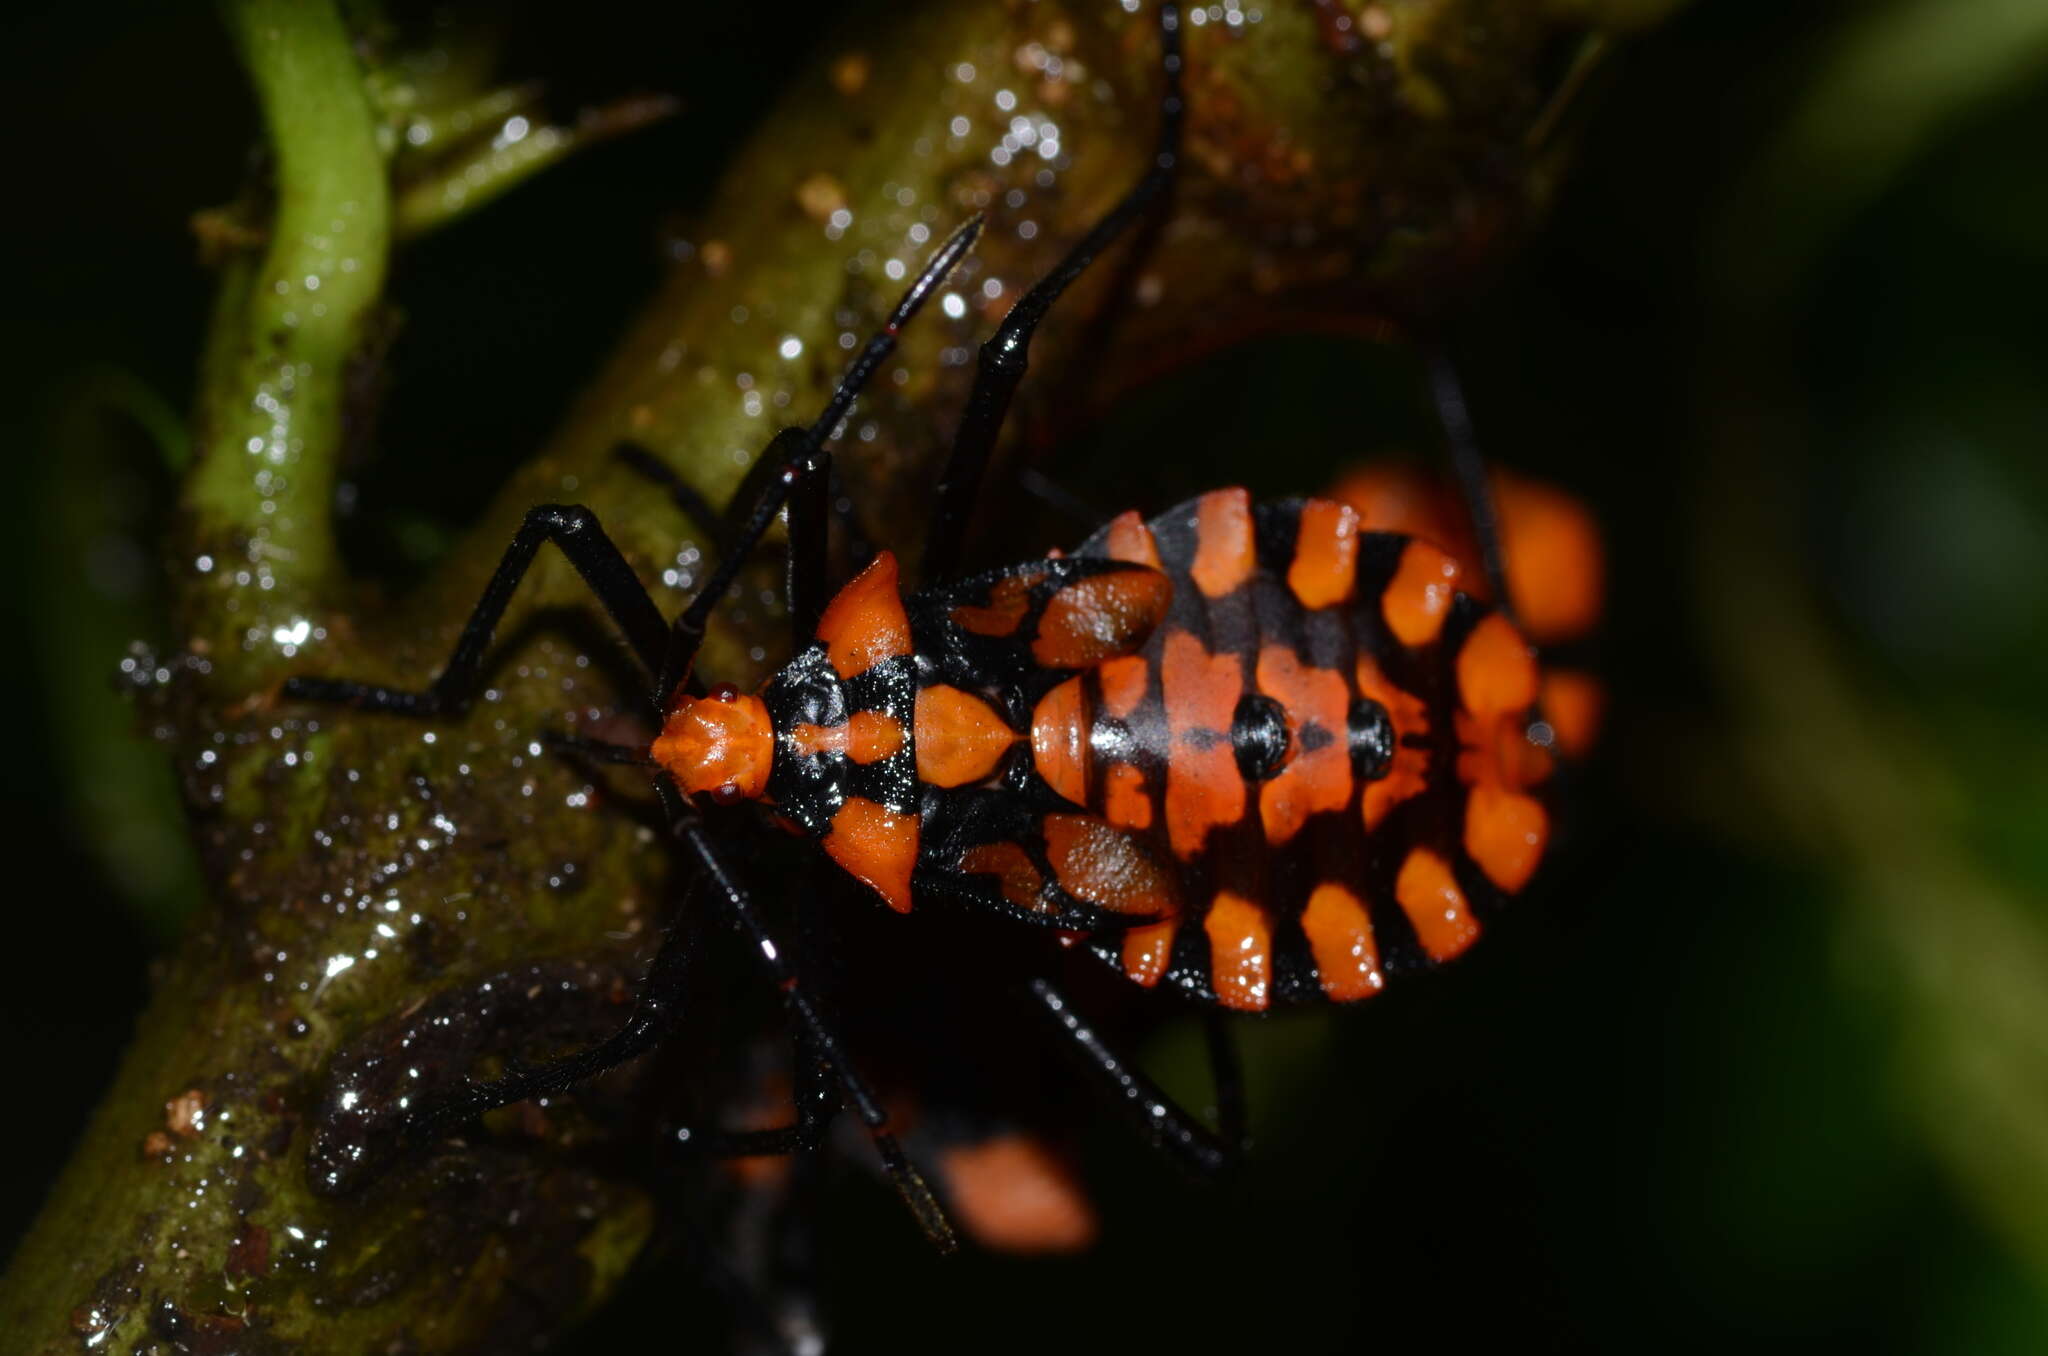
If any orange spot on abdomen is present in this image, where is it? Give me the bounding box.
[1355,655,1430,831]
[1254,645,1352,845]
[1382,540,1461,648]
[1465,782,1548,894]
[1301,882,1384,1002]
[1102,762,1153,830]
[1456,613,1539,718]
[1190,488,1256,599]
[1204,892,1272,1011]
[1396,847,1477,961]
[1495,470,1605,646]
[1161,631,1245,859]
[1103,509,1163,568]
[1329,463,1464,545]
[1121,918,1178,986]
[1287,498,1361,610]
[1540,668,1603,759]
[1098,655,1149,718]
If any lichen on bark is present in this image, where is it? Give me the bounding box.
[0,0,1674,1349]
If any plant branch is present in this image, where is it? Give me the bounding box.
[183,0,390,683]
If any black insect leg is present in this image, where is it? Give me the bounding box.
[784,443,832,642]
[284,504,670,717]
[664,781,959,1251]
[1425,347,1516,621]
[1203,1007,1251,1156]
[692,530,846,1157]
[1025,975,1234,1177]
[666,870,839,1163]
[922,0,1184,581]
[655,216,984,706]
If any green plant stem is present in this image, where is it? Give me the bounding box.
[183,0,390,684]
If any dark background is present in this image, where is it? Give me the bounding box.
[6,1,2048,1351]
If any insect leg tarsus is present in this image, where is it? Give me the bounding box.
[923,1,1184,580]
[284,503,669,717]
[785,446,832,643]
[1025,974,1235,1177]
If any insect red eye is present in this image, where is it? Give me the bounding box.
[710,782,745,805]
[711,682,739,702]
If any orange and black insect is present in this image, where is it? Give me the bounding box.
[285,0,1585,1251]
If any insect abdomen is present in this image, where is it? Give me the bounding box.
[1066,489,1558,1010]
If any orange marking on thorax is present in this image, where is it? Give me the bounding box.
[1102,762,1153,830]
[1355,655,1430,831]
[1102,509,1163,568]
[1042,814,1177,917]
[1253,645,1352,845]
[1121,919,1177,986]
[787,722,842,759]
[821,796,919,913]
[1098,655,1149,719]
[1161,630,1246,859]
[1189,488,1256,599]
[1203,892,1272,1011]
[1301,882,1384,1002]
[847,710,904,763]
[960,841,1045,913]
[939,1134,1098,1255]
[1032,568,1171,668]
[914,685,1018,788]
[1287,498,1361,610]
[1395,847,1478,961]
[1382,540,1461,648]
[816,551,912,678]
[950,572,1040,638]
[1029,676,1090,807]
[786,710,905,765]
